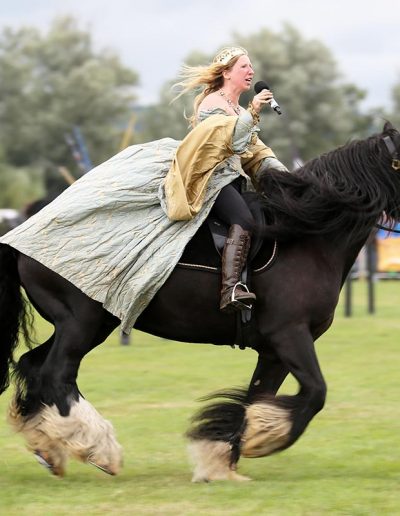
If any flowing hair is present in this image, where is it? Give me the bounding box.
[172,55,243,127]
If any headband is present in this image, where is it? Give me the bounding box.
[213,47,247,66]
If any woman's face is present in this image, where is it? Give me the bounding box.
[224,55,254,92]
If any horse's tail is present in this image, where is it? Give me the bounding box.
[0,244,33,394]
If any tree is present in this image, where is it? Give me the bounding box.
[138,50,210,143]
[0,145,44,209]
[0,16,138,175]
[139,25,371,168]
[389,79,400,128]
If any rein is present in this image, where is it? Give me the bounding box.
[375,223,400,234]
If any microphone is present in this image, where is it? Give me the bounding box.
[254,81,282,115]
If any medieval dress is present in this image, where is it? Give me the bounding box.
[0,109,278,333]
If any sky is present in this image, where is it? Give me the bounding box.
[1,0,400,110]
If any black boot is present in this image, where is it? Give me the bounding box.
[220,224,256,313]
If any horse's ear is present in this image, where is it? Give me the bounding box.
[383,121,394,132]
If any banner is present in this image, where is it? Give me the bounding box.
[376,224,400,272]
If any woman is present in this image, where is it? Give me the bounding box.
[168,46,288,311]
[0,47,287,331]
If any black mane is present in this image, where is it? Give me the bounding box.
[257,125,400,243]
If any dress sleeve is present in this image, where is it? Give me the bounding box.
[256,156,290,174]
[198,108,260,155]
[232,111,260,153]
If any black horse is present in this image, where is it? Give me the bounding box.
[0,122,399,481]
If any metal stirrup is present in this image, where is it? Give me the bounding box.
[231,282,253,310]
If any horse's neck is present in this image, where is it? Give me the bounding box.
[308,233,369,287]
[339,236,369,286]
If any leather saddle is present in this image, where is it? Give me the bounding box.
[207,193,265,262]
[178,192,275,273]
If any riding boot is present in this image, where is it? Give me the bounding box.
[220,224,256,313]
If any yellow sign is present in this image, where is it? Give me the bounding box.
[377,238,400,272]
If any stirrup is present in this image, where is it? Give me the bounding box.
[230,282,255,310]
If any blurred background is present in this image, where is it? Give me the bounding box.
[0,0,399,274]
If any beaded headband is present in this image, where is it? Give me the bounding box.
[213,46,247,66]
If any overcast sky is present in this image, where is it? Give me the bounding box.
[2,0,400,110]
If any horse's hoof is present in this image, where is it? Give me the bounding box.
[191,474,210,483]
[34,450,64,477]
[192,471,251,483]
[87,459,117,475]
[191,470,252,482]
[228,471,252,482]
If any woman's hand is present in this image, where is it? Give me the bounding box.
[251,89,274,113]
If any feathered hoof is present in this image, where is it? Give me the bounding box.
[192,469,251,483]
[84,429,124,476]
[9,394,123,476]
[34,448,67,477]
[68,424,123,476]
[188,439,250,483]
[241,402,291,458]
[87,459,119,476]
[227,471,251,482]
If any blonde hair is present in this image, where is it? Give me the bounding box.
[173,53,244,127]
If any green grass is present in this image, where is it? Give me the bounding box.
[0,280,399,515]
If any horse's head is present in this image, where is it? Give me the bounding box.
[382,121,400,171]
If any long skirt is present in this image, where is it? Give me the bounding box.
[1,138,240,332]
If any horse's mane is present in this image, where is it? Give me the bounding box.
[257,125,400,243]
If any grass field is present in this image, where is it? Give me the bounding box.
[0,280,399,515]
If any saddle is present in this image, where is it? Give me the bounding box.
[178,192,276,273]
[207,194,265,262]
[178,193,277,350]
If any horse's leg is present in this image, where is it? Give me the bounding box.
[240,326,327,459]
[248,348,289,396]
[11,268,122,476]
[8,335,69,476]
[187,328,326,481]
[13,335,54,414]
[188,347,289,482]
[32,314,123,476]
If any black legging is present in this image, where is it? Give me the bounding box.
[211,181,254,232]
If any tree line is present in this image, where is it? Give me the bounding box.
[0,16,399,209]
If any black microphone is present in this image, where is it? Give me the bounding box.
[254,80,282,115]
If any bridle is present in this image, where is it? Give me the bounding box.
[382,134,400,171]
[375,133,400,233]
